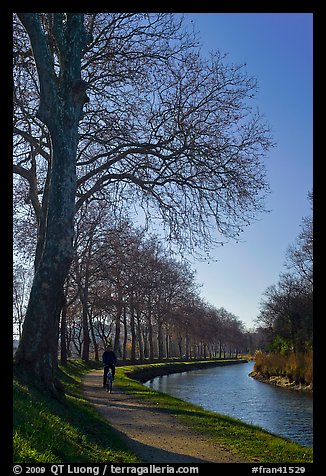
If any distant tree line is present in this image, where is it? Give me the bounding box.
[14,202,248,364]
[254,191,313,355]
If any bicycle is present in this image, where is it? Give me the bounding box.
[105,367,113,393]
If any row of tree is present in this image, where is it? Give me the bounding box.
[13,13,273,393]
[254,192,313,354]
[14,202,248,364]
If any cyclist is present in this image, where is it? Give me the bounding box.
[102,345,117,388]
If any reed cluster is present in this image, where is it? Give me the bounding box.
[254,350,313,386]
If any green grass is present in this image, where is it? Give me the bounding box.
[114,362,313,464]
[13,360,139,463]
[13,359,313,464]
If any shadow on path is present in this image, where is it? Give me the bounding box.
[82,369,246,464]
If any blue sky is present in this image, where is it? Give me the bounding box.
[183,13,313,329]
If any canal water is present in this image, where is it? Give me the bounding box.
[144,361,313,447]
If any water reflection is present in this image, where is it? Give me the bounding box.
[145,362,313,447]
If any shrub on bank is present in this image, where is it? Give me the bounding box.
[254,350,313,386]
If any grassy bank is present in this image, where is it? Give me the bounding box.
[115,361,313,463]
[13,360,139,463]
[123,358,246,382]
[13,359,313,464]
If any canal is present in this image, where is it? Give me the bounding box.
[144,361,313,447]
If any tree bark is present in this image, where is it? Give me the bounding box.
[147,312,154,361]
[89,311,99,361]
[136,310,144,361]
[129,303,137,361]
[60,293,68,366]
[81,299,90,362]
[157,319,164,360]
[113,290,123,355]
[14,13,90,395]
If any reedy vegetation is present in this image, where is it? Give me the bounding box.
[253,350,313,386]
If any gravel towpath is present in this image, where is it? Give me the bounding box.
[82,369,246,464]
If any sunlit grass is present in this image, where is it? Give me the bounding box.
[13,360,139,463]
[13,359,313,464]
[115,362,313,463]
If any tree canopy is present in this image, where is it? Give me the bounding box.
[14,13,273,259]
[13,13,274,391]
[256,192,313,353]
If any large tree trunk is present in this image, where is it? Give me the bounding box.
[113,301,122,356]
[15,124,77,393]
[81,300,90,362]
[60,293,68,366]
[148,316,154,361]
[15,240,72,393]
[122,306,128,360]
[129,304,137,361]
[157,320,164,360]
[136,310,144,361]
[14,13,90,395]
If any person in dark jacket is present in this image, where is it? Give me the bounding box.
[102,346,117,387]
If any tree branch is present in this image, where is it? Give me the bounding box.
[17,13,58,125]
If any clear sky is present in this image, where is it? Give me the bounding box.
[183,13,313,330]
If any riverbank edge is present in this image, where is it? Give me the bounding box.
[123,358,248,383]
[115,360,313,462]
[249,370,313,393]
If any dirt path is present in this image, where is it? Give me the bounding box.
[82,369,246,464]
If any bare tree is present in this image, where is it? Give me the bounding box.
[14,13,273,392]
[257,272,312,353]
[257,192,313,353]
[285,191,313,288]
[14,13,92,394]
